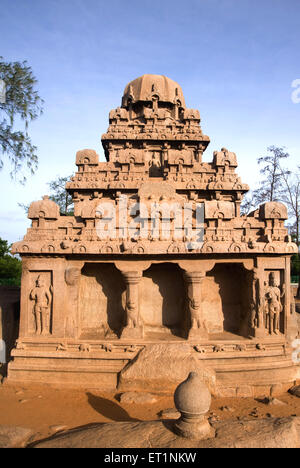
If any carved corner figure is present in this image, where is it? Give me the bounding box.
[30,275,52,335]
[264,272,283,336]
[121,271,144,339]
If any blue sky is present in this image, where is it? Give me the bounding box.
[1,0,300,243]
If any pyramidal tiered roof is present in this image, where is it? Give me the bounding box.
[13,74,297,257]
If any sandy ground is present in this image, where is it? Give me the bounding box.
[1,380,300,445]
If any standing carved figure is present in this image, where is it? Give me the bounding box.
[149,153,162,177]
[264,272,282,335]
[250,301,257,329]
[30,275,52,335]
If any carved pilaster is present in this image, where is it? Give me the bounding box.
[121,271,143,339]
[19,262,30,338]
[250,267,267,338]
[64,267,81,338]
[285,257,297,341]
[184,271,208,340]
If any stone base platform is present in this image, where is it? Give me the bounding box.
[7,337,299,397]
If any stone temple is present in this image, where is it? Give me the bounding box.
[9,74,299,397]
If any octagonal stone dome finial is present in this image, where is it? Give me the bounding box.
[121,74,186,108]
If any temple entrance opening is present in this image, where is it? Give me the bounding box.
[204,263,252,340]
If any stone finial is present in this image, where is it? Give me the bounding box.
[173,372,215,440]
[28,196,60,220]
[121,74,186,108]
[259,202,288,220]
[76,149,99,166]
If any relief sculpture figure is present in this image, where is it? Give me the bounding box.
[30,275,52,335]
[264,272,283,335]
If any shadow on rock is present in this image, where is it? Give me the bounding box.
[86,393,140,422]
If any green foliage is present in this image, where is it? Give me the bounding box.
[19,174,74,216]
[48,175,74,215]
[0,238,10,256]
[0,237,21,286]
[0,56,44,182]
[291,254,300,280]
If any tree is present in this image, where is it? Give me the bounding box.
[241,146,291,215]
[0,56,44,182]
[279,166,300,246]
[47,175,74,215]
[19,174,74,216]
[240,191,257,215]
[0,238,22,286]
[279,166,300,289]
[253,146,290,205]
[240,146,300,288]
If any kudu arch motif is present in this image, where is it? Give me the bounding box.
[10,74,299,394]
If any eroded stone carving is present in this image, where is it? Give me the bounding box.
[65,267,81,286]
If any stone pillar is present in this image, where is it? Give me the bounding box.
[121,271,143,339]
[285,257,297,341]
[184,271,208,340]
[284,258,290,332]
[19,262,30,338]
[64,267,81,339]
[251,267,267,339]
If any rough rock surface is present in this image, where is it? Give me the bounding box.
[0,425,34,448]
[119,392,158,404]
[158,408,181,419]
[32,417,300,448]
[118,343,216,394]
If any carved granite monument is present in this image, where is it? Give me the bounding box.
[9,74,299,396]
